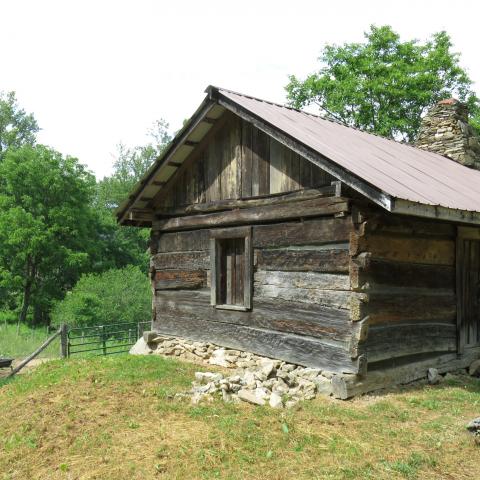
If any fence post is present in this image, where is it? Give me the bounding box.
[60,323,68,358]
[101,325,107,356]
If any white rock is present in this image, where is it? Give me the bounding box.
[469,360,480,377]
[209,349,231,367]
[237,389,266,406]
[269,392,283,409]
[427,368,440,385]
[313,376,332,395]
[295,368,321,380]
[129,337,152,355]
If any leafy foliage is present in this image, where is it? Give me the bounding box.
[286,26,479,142]
[0,145,98,324]
[0,91,39,161]
[51,266,151,328]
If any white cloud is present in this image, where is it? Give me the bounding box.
[2,0,478,178]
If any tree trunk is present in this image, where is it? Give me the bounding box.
[17,279,32,333]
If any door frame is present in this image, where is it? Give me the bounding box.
[456,227,480,354]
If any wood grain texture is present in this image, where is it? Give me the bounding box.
[154,270,206,290]
[154,197,350,232]
[151,251,210,270]
[257,248,349,273]
[350,232,455,265]
[155,289,352,342]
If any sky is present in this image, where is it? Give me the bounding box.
[2,0,479,179]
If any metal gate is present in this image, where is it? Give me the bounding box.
[66,321,150,357]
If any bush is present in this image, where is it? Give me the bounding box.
[51,266,151,328]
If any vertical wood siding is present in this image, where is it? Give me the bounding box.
[157,112,334,210]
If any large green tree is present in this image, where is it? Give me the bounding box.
[0,145,98,326]
[286,26,479,142]
[0,91,39,160]
[95,119,172,271]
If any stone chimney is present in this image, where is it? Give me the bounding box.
[415,98,480,169]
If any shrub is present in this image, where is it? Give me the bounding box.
[51,266,151,328]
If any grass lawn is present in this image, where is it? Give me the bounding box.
[0,323,60,360]
[0,355,479,480]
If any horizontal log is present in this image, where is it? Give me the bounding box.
[153,197,350,232]
[151,251,210,270]
[153,306,358,374]
[156,230,210,252]
[255,270,350,291]
[366,323,457,363]
[253,217,353,248]
[154,289,352,342]
[358,209,456,237]
[154,270,206,290]
[183,186,337,214]
[350,253,455,291]
[257,247,349,273]
[332,347,480,399]
[350,232,455,266]
[353,292,456,325]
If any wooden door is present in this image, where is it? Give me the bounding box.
[457,230,480,352]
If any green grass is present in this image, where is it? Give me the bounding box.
[1,356,479,479]
[0,322,61,359]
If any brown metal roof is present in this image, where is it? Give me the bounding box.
[218,88,480,213]
[118,85,480,226]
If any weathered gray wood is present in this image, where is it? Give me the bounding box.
[350,253,455,290]
[366,323,457,362]
[332,346,480,399]
[153,305,357,373]
[154,197,350,232]
[156,230,210,252]
[354,292,456,325]
[154,270,206,290]
[151,251,209,270]
[255,270,350,291]
[180,186,337,215]
[253,217,353,248]
[257,248,349,273]
[60,323,68,358]
[155,289,353,342]
[350,232,455,266]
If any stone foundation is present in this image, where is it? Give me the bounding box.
[135,331,337,408]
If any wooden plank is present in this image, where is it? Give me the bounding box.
[156,230,210,252]
[155,289,352,342]
[154,298,356,373]
[154,270,206,290]
[366,323,457,362]
[154,197,349,232]
[151,251,209,270]
[253,217,353,248]
[350,232,455,266]
[257,248,350,273]
[183,186,337,214]
[241,119,253,198]
[255,270,350,291]
[269,138,283,194]
[251,126,270,196]
[355,292,456,325]
[350,253,455,291]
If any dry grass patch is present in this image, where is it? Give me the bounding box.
[0,355,479,480]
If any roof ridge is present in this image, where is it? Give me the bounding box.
[211,85,456,157]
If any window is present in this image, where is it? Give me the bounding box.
[210,227,252,311]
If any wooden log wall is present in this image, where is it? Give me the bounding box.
[349,207,458,366]
[156,111,334,211]
[150,213,367,374]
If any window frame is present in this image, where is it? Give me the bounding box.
[210,226,252,311]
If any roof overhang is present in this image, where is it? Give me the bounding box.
[117,85,480,227]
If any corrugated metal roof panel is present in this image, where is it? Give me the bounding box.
[219,89,480,213]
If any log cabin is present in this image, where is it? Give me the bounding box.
[118,88,480,398]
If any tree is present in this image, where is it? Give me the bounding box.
[95,119,172,272]
[0,145,98,326]
[0,91,39,160]
[50,266,151,328]
[286,26,479,142]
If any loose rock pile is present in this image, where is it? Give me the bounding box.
[137,333,334,408]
